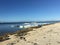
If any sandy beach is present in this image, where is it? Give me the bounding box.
[0,23,60,45]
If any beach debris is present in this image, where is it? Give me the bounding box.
[27,41,38,45]
[20,36,26,41]
[33,43,38,45]
[0,34,9,42]
[7,43,15,45]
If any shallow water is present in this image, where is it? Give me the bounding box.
[0,23,24,35]
[0,22,56,35]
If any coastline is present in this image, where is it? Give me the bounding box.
[0,23,60,45]
[0,24,42,42]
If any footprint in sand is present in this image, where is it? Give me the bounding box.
[33,43,38,45]
[27,41,39,45]
[57,41,60,44]
[46,42,51,45]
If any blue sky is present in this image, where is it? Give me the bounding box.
[0,0,60,22]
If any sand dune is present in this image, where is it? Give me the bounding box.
[0,23,60,45]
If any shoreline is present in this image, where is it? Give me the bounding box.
[0,22,60,45]
[0,22,56,42]
[0,24,42,42]
[0,22,55,36]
